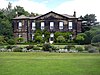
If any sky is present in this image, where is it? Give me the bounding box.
[0,0,100,21]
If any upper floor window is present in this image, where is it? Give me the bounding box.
[50,22,54,30]
[59,22,63,29]
[32,22,35,30]
[41,22,44,30]
[68,22,73,29]
[18,22,22,29]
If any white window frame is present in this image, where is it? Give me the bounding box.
[50,33,54,37]
[50,22,54,30]
[32,22,35,30]
[41,22,45,30]
[59,22,63,29]
[68,22,73,29]
[18,22,22,29]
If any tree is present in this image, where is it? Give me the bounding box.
[91,34,100,43]
[80,14,97,32]
[56,36,65,43]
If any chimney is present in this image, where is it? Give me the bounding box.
[73,11,76,17]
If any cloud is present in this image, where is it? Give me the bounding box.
[12,0,49,14]
[54,0,100,21]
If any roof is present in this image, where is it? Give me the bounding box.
[13,15,29,19]
[13,11,77,20]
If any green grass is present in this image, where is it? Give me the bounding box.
[0,52,100,75]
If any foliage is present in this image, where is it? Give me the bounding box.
[25,45,34,50]
[84,45,92,51]
[76,46,84,52]
[16,37,24,43]
[42,43,51,51]
[35,36,43,43]
[7,39,15,45]
[43,30,50,42]
[91,42,100,47]
[56,36,66,43]
[80,14,97,32]
[0,36,6,45]
[6,45,14,49]
[33,46,41,50]
[64,45,75,51]
[13,47,22,52]
[91,34,100,43]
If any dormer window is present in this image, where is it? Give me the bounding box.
[59,22,63,29]
[18,22,22,29]
[50,22,54,30]
[68,22,73,29]
[32,22,35,30]
[41,22,44,30]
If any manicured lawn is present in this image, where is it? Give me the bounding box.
[0,52,100,75]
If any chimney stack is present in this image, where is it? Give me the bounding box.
[73,11,76,17]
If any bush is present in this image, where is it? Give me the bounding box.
[91,42,100,47]
[88,47,97,53]
[33,46,40,50]
[91,34,100,43]
[64,45,75,51]
[42,43,51,51]
[7,39,15,45]
[35,36,43,43]
[84,45,92,51]
[76,46,84,52]
[25,45,34,50]
[6,45,14,49]
[13,47,22,52]
[16,37,24,43]
[56,36,65,43]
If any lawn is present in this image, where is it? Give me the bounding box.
[0,52,100,75]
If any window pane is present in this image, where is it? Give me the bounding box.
[32,22,35,30]
[41,22,44,30]
[50,22,54,29]
[59,22,63,29]
[19,22,22,29]
[69,22,72,29]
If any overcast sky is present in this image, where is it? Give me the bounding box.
[0,0,100,21]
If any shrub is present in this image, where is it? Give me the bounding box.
[91,34,100,43]
[56,36,65,43]
[64,45,75,51]
[6,45,14,49]
[76,46,84,52]
[88,47,97,53]
[91,42,100,47]
[16,37,24,43]
[84,45,92,51]
[33,46,40,50]
[7,39,15,45]
[25,45,34,50]
[13,47,22,52]
[35,36,43,43]
[42,43,51,51]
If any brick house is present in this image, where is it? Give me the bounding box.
[12,11,82,43]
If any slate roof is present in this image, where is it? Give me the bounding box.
[13,11,77,20]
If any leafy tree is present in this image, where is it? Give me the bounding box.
[0,36,6,45]
[91,34,100,43]
[56,36,66,43]
[80,14,97,32]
